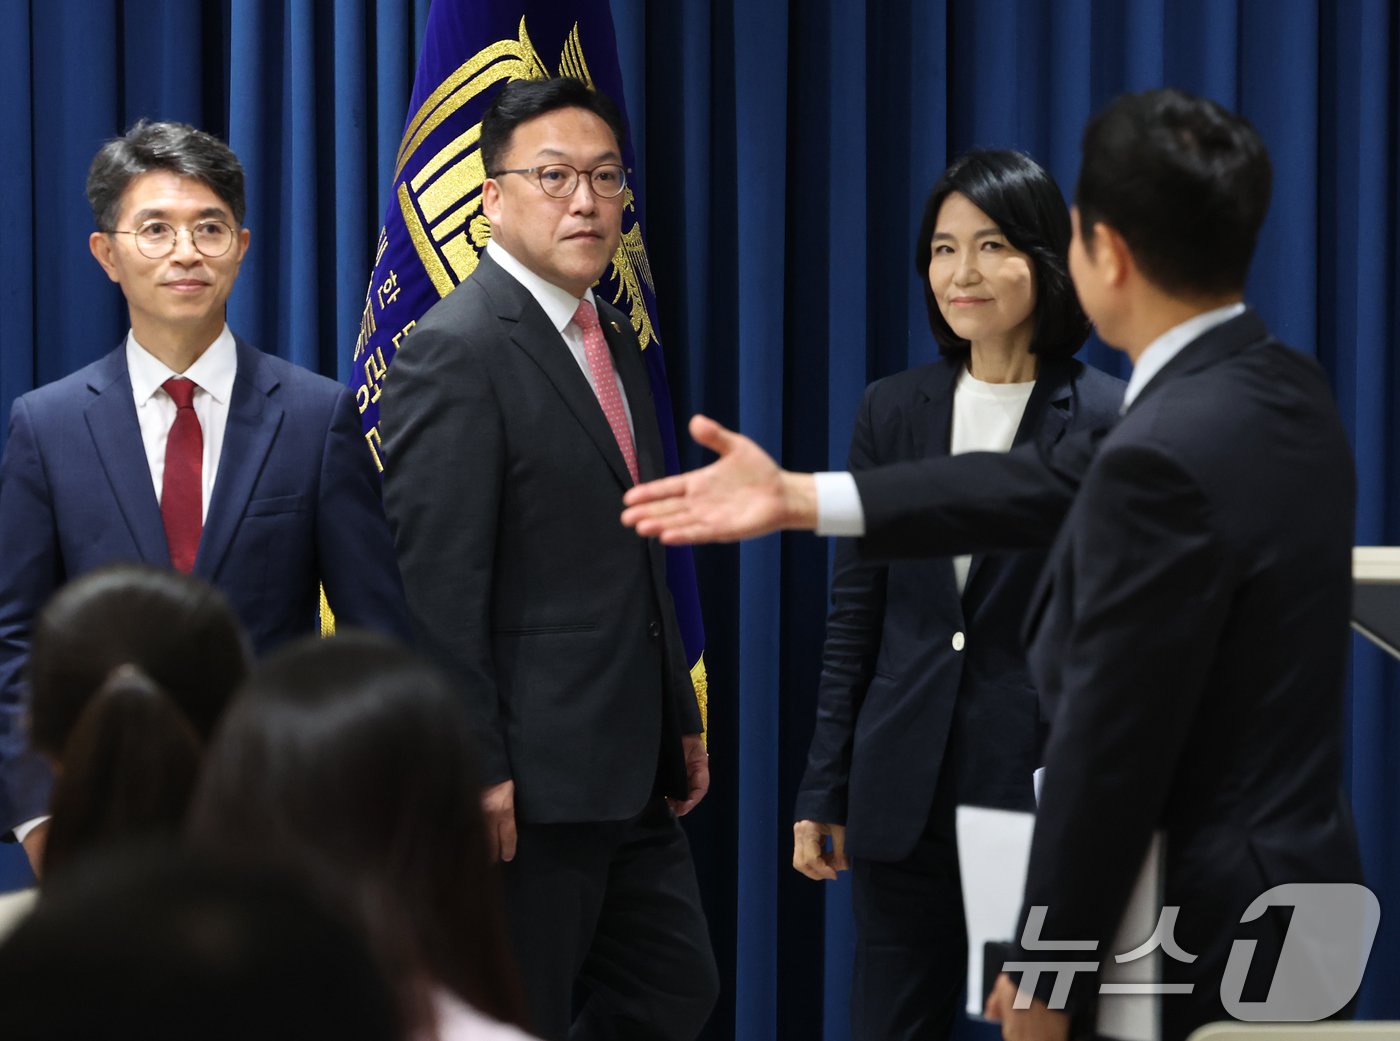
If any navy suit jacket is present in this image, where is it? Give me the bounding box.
[794,355,1124,862]
[852,311,1363,1039]
[0,337,412,832]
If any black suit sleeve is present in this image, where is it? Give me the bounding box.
[794,386,888,824]
[380,317,512,786]
[854,426,1104,561]
[1013,441,1230,1011]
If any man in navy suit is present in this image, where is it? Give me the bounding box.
[0,120,412,871]
[624,89,1365,1041]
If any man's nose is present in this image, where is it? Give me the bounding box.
[169,228,202,262]
[570,175,600,213]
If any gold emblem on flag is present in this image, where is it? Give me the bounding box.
[394,17,659,348]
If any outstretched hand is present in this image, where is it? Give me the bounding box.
[621,415,817,544]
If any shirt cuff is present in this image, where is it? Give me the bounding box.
[814,471,866,537]
[12,816,49,843]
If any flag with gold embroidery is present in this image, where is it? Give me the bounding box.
[348,0,708,727]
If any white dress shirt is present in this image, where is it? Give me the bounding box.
[485,241,635,439]
[126,325,239,519]
[816,303,1248,536]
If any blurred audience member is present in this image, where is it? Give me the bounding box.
[190,633,536,1040]
[0,844,400,1041]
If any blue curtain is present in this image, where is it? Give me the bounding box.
[611,1,1400,1038]
[2,2,1397,1038]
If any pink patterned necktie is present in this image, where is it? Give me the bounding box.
[572,299,639,483]
[161,377,203,573]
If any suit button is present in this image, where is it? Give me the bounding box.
[951,631,965,651]
[648,621,661,638]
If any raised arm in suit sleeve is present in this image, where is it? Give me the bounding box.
[315,386,414,645]
[380,321,512,787]
[0,398,60,833]
[1012,441,1230,1012]
[794,385,888,825]
[854,425,1106,561]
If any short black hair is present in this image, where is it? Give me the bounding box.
[480,76,626,176]
[1075,89,1272,297]
[86,119,247,231]
[915,149,1090,360]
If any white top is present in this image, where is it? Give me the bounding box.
[485,241,634,438]
[426,990,542,1041]
[0,886,36,944]
[1120,302,1245,411]
[949,367,1035,592]
[126,324,238,520]
[817,303,1251,536]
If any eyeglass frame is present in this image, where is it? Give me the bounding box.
[107,218,240,259]
[489,163,630,199]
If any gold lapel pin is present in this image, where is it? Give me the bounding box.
[610,321,621,333]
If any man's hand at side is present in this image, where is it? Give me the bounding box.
[621,415,818,544]
[483,779,518,863]
[984,972,1069,1041]
[792,819,848,881]
[669,734,710,816]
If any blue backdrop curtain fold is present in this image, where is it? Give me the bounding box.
[2,2,1397,1040]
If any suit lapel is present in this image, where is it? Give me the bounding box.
[83,346,170,564]
[194,339,284,581]
[477,254,637,489]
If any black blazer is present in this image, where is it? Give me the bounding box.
[379,250,700,825]
[794,355,1124,862]
[852,311,1364,1039]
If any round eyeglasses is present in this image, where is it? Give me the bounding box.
[491,163,629,199]
[110,219,237,259]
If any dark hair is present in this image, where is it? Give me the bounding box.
[480,76,626,176]
[0,845,400,1041]
[1075,88,1272,297]
[30,565,249,877]
[188,633,528,1031]
[86,119,247,231]
[915,149,1089,360]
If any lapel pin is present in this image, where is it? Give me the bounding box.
[610,320,621,333]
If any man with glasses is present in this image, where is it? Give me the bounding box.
[380,78,717,1041]
[0,120,412,873]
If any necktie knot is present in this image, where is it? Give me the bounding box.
[572,298,601,335]
[163,377,199,409]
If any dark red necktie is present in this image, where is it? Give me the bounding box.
[161,377,203,573]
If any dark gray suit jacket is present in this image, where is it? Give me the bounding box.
[379,250,700,825]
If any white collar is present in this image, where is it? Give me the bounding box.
[126,325,238,405]
[1121,302,1246,411]
[486,240,597,333]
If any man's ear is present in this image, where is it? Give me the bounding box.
[1091,222,1133,287]
[481,177,503,226]
[89,232,121,283]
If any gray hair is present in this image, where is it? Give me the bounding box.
[86,119,246,231]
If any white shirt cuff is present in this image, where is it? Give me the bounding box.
[12,815,49,843]
[814,471,866,537]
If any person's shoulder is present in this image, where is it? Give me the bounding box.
[864,356,958,405]
[13,350,123,418]
[242,345,347,402]
[1063,358,1127,422]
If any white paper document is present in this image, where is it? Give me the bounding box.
[956,804,1164,1041]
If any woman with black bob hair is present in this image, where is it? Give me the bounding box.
[26,563,249,880]
[188,633,535,1041]
[791,150,1125,1040]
